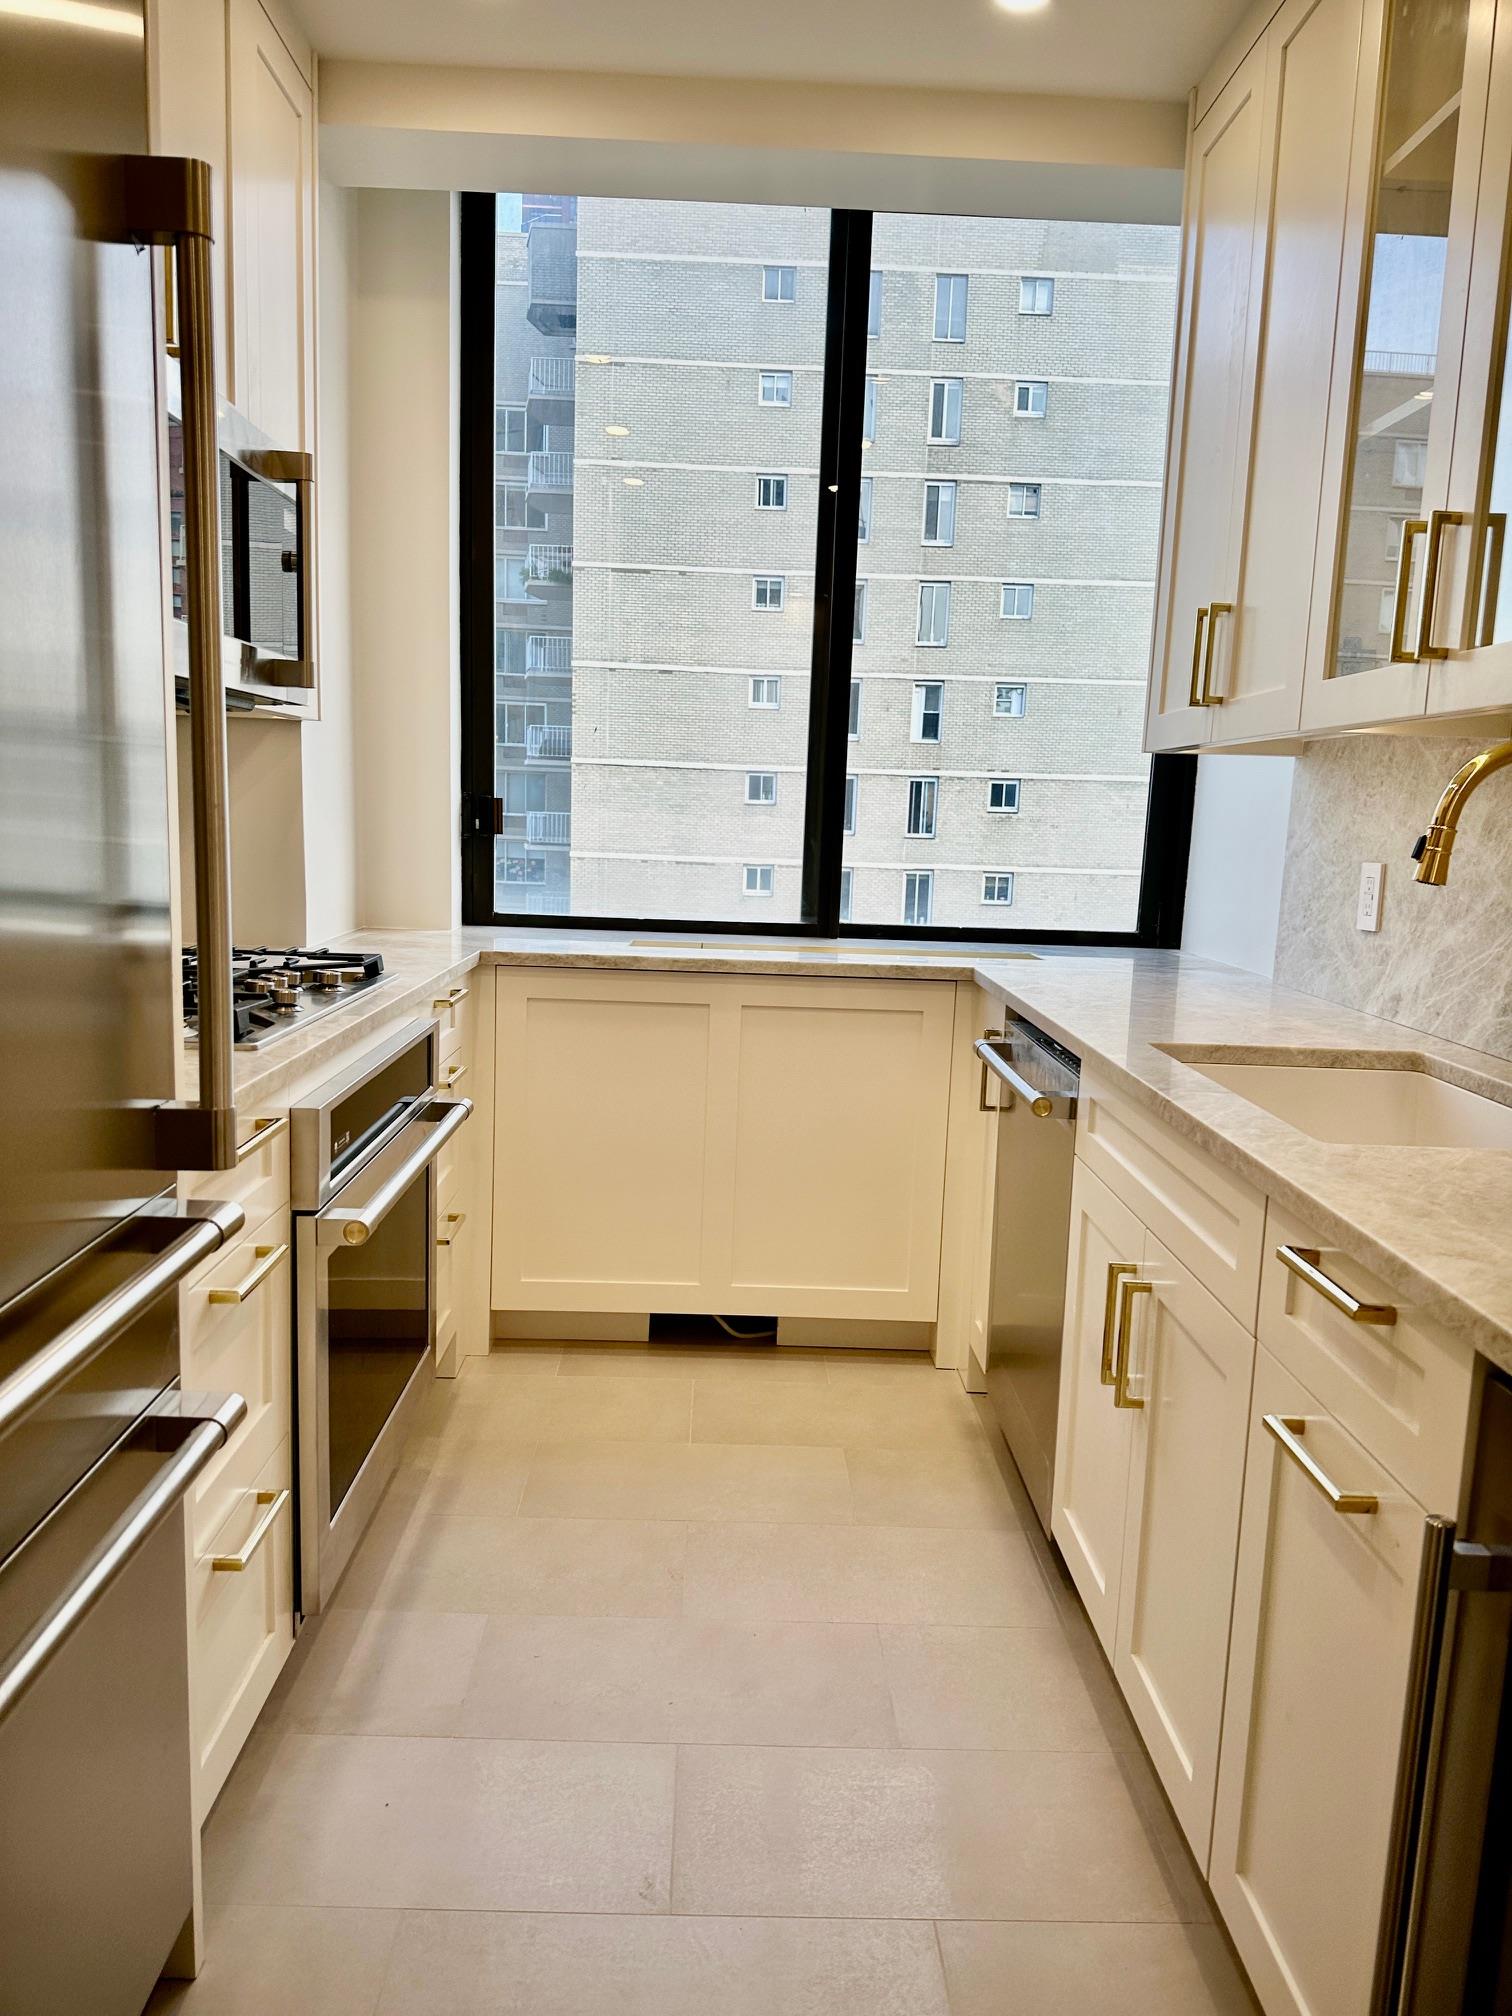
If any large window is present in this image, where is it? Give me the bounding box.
[462,195,1191,940]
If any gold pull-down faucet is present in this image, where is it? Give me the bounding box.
[1412,739,1512,886]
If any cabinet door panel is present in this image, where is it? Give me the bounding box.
[1051,1160,1145,1652]
[1210,1345,1429,2016]
[1147,42,1269,751]
[1112,1235,1255,1867]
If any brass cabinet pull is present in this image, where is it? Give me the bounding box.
[1188,605,1211,708]
[1478,511,1507,645]
[432,986,470,1011]
[442,1063,469,1088]
[1276,1243,1396,1326]
[436,1210,467,1248]
[207,1241,289,1306]
[1417,508,1467,661]
[977,1030,1003,1112]
[209,1488,290,1571]
[1263,1414,1378,1514]
[1100,1262,1139,1386]
[1112,1275,1152,1409]
[1202,600,1233,704]
[235,1115,287,1163]
[1389,518,1429,665]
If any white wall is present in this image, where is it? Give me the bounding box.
[1180,751,1295,977]
[349,187,460,929]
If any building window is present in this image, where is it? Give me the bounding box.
[756,473,788,510]
[1393,439,1427,488]
[857,475,873,543]
[911,680,943,742]
[752,575,786,610]
[1007,482,1042,519]
[848,679,862,739]
[1014,379,1049,417]
[922,480,957,547]
[746,771,777,804]
[906,776,939,838]
[496,403,526,454]
[917,581,951,647]
[839,866,853,921]
[758,370,793,406]
[863,375,878,444]
[933,272,968,342]
[1385,517,1406,562]
[761,264,796,302]
[982,872,1015,905]
[854,579,868,643]
[928,378,963,444]
[1001,581,1035,620]
[744,864,775,896]
[1378,587,1396,634]
[994,682,1028,717]
[843,774,858,834]
[867,269,882,337]
[902,870,934,926]
[988,778,1021,813]
[1019,275,1055,315]
[497,556,529,602]
[748,676,781,708]
[499,482,528,529]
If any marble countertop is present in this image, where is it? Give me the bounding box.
[211,926,1512,1368]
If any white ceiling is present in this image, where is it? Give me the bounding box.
[299,0,1251,103]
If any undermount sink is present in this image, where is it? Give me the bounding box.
[1160,1048,1512,1151]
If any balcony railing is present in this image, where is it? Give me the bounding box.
[1364,349,1437,377]
[527,543,573,585]
[529,355,575,400]
[527,451,574,493]
[526,723,572,761]
[525,809,571,844]
[526,633,571,674]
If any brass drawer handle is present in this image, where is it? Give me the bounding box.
[207,1242,288,1306]
[443,1063,469,1088]
[1101,1262,1138,1386]
[1277,1244,1396,1326]
[432,986,470,1011]
[1201,600,1233,703]
[235,1115,287,1163]
[209,1488,290,1571]
[436,1210,467,1248]
[1263,1414,1378,1515]
[1418,508,1467,661]
[1389,518,1428,664]
[1188,605,1210,708]
[1112,1275,1151,1409]
[977,1030,1003,1112]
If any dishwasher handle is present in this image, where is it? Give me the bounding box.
[975,1037,1073,1119]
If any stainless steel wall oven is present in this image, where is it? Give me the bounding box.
[291,1022,471,1612]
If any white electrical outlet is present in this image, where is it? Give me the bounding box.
[1357,860,1385,932]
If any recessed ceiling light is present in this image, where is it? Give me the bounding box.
[605,424,630,437]
[622,476,644,487]
[992,0,1049,13]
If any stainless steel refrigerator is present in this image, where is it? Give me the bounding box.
[0,5,247,2009]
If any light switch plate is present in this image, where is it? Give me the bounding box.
[1357,860,1385,932]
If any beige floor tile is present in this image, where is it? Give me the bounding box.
[672,1745,1185,1922]
[519,1439,853,1523]
[145,1905,399,2014]
[467,1346,563,1376]
[844,1445,1022,1529]
[374,1911,950,2015]
[260,1609,487,1737]
[682,1522,1057,1626]
[210,1733,675,1913]
[936,1921,1257,2014]
[447,1373,693,1442]
[692,1376,983,1450]
[878,1625,1113,1751]
[456,1616,897,1747]
[393,1434,536,1517]
[557,1344,831,1383]
[330,1513,687,1617]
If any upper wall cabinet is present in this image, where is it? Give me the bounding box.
[1148,0,1369,750]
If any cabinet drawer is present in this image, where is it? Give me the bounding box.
[1259,1206,1475,1511]
[431,977,474,1062]
[1076,1072,1266,1327]
[189,1434,293,1819]
[183,1109,290,1225]
[181,1201,292,1549]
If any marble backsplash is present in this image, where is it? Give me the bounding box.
[1274,732,1512,1060]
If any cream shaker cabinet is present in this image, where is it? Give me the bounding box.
[1148,0,1368,751]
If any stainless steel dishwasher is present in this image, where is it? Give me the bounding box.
[975,1019,1080,1535]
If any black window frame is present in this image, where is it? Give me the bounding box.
[459,192,1194,948]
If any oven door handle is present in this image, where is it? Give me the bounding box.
[315,1098,473,1249]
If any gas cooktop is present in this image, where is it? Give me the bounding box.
[183,946,393,1049]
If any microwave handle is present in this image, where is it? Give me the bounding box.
[244,447,316,688]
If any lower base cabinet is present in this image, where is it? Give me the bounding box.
[1209,1345,1431,2016]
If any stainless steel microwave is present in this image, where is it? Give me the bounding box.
[166,363,314,709]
